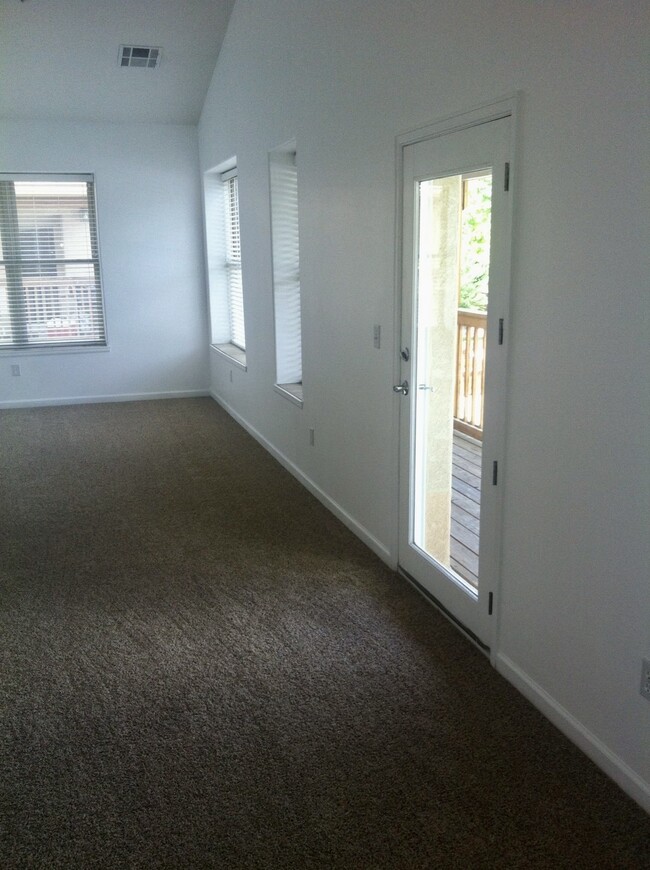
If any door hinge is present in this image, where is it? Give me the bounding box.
[488,592,494,615]
[492,460,498,486]
[498,317,504,345]
[504,162,510,192]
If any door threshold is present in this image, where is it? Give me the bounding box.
[398,566,490,656]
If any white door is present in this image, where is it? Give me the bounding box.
[396,113,513,650]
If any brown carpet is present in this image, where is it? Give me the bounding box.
[0,397,648,869]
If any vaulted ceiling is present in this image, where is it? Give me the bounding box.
[0,0,235,125]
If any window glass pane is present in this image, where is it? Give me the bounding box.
[0,265,10,345]
[227,264,245,349]
[22,264,104,345]
[203,164,246,356]
[0,177,105,349]
[270,147,302,387]
[225,176,245,350]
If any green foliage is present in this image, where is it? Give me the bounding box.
[459,175,491,311]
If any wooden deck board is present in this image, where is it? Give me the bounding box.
[451,489,480,519]
[451,462,480,488]
[451,475,480,505]
[451,502,480,534]
[450,432,481,588]
[452,443,482,468]
[452,453,482,477]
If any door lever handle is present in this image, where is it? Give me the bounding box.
[393,380,409,396]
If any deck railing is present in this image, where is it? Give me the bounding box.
[454,309,486,440]
[1,280,102,345]
[23,281,99,341]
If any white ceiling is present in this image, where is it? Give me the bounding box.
[0,0,235,125]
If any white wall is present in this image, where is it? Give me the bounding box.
[0,120,209,405]
[199,0,649,808]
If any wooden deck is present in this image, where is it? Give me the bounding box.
[450,432,481,587]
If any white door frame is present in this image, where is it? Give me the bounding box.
[393,94,519,661]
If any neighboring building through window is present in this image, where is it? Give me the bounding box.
[18,225,58,277]
[269,141,302,403]
[0,174,106,350]
[203,162,246,367]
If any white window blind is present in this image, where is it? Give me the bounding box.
[269,147,302,386]
[224,174,245,350]
[0,175,106,350]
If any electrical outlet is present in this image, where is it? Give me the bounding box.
[229,369,233,383]
[640,659,650,701]
[373,324,381,349]
[11,364,21,377]
[308,427,315,446]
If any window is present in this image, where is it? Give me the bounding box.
[224,173,245,350]
[203,163,246,367]
[269,142,302,402]
[0,174,106,351]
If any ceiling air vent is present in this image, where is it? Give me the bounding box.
[119,45,161,69]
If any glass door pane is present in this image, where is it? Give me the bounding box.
[411,172,492,591]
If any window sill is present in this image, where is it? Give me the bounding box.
[0,344,109,357]
[274,383,303,407]
[211,343,247,371]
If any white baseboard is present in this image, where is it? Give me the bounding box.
[497,653,650,813]
[0,389,210,409]
[210,390,393,568]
